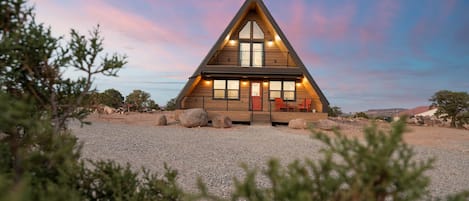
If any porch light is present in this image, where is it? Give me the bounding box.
[267,40,274,46]
[296,82,302,87]
[263,80,269,86]
[205,80,211,85]
[242,81,248,86]
[229,40,237,45]
[275,34,281,41]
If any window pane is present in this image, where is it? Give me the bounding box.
[227,80,239,89]
[252,21,264,39]
[240,43,251,67]
[252,43,263,67]
[227,90,239,99]
[251,82,260,96]
[269,81,281,90]
[239,21,251,39]
[270,91,281,100]
[283,81,295,91]
[213,80,226,89]
[214,89,225,99]
[284,91,295,101]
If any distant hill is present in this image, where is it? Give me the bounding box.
[398,106,434,117]
[363,108,407,118]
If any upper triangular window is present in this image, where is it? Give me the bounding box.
[252,21,264,39]
[239,22,251,39]
[239,21,264,40]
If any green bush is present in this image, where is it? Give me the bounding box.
[195,120,468,201]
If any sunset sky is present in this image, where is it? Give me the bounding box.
[31,0,468,112]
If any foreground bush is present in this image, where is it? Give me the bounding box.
[194,120,468,201]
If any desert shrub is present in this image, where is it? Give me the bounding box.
[328,105,343,117]
[195,120,468,201]
[354,112,369,119]
[165,98,177,111]
[75,160,182,201]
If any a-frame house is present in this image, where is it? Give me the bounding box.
[176,0,329,124]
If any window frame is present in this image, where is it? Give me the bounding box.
[268,80,296,101]
[212,79,240,100]
[238,20,264,67]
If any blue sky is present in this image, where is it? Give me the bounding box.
[32,0,468,112]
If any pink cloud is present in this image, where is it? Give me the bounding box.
[195,0,244,37]
[359,0,399,43]
[83,1,196,50]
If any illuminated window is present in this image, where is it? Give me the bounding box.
[213,80,239,100]
[239,21,264,67]
[269,81,296,101]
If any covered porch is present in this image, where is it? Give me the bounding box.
[181,96,327,124]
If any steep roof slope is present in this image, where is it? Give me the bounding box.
[176,0,329,109]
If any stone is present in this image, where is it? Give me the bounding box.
[288,118,308,129]
[156,114,167,126]
[179,108,208,128]
[212,115,232,128]
[103,106,115,114]
[316,119,340,130]
[174,110,184,121]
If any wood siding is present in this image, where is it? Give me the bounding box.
[208,10,297,67]
[182,79,323,113]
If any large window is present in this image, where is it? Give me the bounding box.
[269,81,296,101]
[239,21,264,67]
[213,80,240,100]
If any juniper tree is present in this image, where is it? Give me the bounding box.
[430,90,469,128]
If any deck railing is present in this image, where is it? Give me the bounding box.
[207,50,296,67]
[181,96,316,113]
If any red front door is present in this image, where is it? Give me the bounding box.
[251,81,262,111]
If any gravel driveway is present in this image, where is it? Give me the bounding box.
[71,121,469,198]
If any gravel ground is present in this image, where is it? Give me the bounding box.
[70,121,469,198]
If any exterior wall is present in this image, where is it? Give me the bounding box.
[182,80,250,111]
[208,11,297,67]
[182,79,322,113]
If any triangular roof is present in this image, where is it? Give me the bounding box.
[177,0,329,109]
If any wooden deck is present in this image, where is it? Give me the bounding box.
[207,111,327,124]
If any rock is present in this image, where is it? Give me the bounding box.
[212,115,232,128]
[156,114,167,126]
[288,119,308,129]
[174,110,184,121]
[103,106,115,114]
[316,119,340,130]
[179,108,208,128]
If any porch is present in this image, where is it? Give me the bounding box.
[181,96,327,124]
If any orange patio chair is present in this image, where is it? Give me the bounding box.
[297,98,312,112]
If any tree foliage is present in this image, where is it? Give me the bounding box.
[430,90,469,128]
[328,105,342,117]
[125,89,158,111]
[0,0,181,200]
[354,112,369,119]
[99,88,124,108]
[165,98,177,111]
[1,0,126,132]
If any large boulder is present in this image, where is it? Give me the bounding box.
[156,114,167,126]
[316,119,340,130]
[212,115,232,128]
[288,119,307,129]
[179,108,208,128]
[103,106,115,114]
